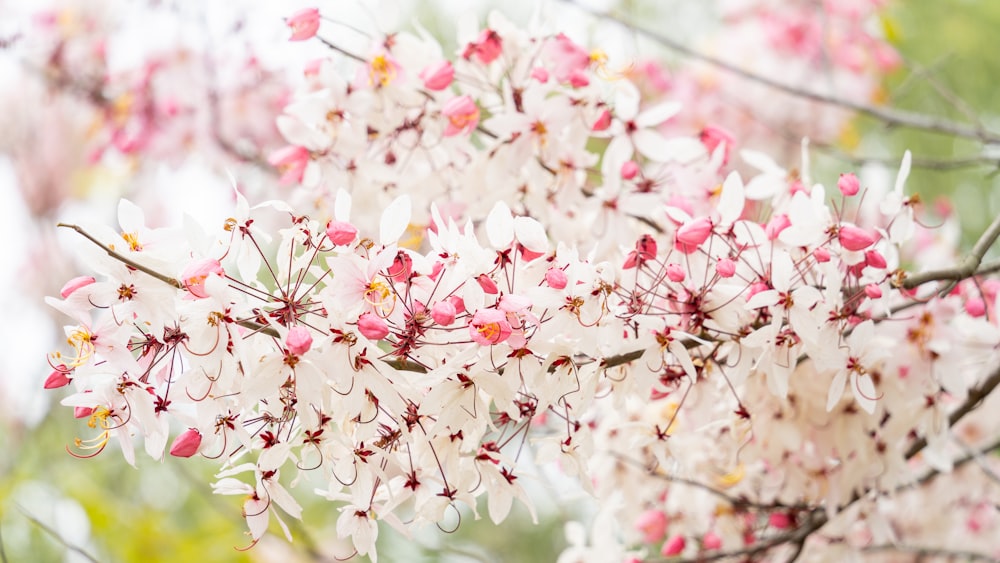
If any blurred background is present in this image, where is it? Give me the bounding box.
[1,0,999,561]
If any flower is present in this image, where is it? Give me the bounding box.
[286,8,320,41]
[431,300,457,325]
[326,220,358,246]
[169,428,202,457]
[838,224,877,251]
[838,172,860,196]
[634,509,668,543]
[286,326,313,355]
[469,309,512,345]
[358,312,390,341]
[441,95,479,137]
[419,60,454,91]
[180,258,224,299]
[462,29,503,64]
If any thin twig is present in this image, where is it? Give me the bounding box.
[16,506,101,563]
[566,1,1000,144]
[900,212,1000,290]
[862,544,998,562]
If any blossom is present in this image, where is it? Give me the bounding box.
[286,8,320,41]
[469,309,512,345]
[462,29,503,64]
[838,172,860,196]
[419,60,454,91]
[326,220,358,246]
[169,428,202,458]
[441,95,479,136]
[180,258,224,299]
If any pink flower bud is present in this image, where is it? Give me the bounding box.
[634,509,668,544]
[702,531,722,550]
[567,70,589,88]
[74,406,94,418]
[477,274,499,294]
[169,428,202,458]
[44,367,72,389]
[620,160,639,180]
[326,220,358,246]
[469,308,513,345]
[448,295,466,313]
[545,267,568,289]
[865,250,887,269]
[268,145,310,186]
[442,95,480,136]
[388,251,413,281]
[530,67,549,83]
[661,535,686,556]
[768,512,792,529]
[966,297,986,318]
[358,312,390,341]
[765,214,790,240]
[591,109,612,131]
[286,8,320,42]
[813,247,831,263]
[747,282,769,301]
[462,29,503,64]
[864,284,882,299]
[838,172,860,196]
[715,258,736,278]
[676,217,713,247]
[839,225,877,251]
[666,264,686,283]
[181,259,225,299]
[419,60,455,91]
[60,276,95,298]
[286,326,313,356]
[431,301,457,325]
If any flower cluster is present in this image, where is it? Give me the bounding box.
[41,3,1000,562]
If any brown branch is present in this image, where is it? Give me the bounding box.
[566,1,1000,145]
[862,544,998,562]
[900,212,1000,291]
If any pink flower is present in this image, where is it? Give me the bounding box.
[666,264,686,283]
[431,301,457,325]
[358,312,390,341]
[181,259,225,299]
[715,258,736,278]
[469,309,512,345]
[286,326,313,356]
[865,250,887,269]
[286,8,320,42]
[326,221,358,246]
[813,247,831,263]
[838,173,860,196]
[169,428,202,458]
[839,225,877,251]
[765,214,791,240]
[637,234,658,261]
[60,276,95,298]
[419,60,454,91]
[768,512,792,529]
[699,125,735,164]
[545,267,568,289]
[544,33,590,83]
[661,535,686,556]
[620,160,639,180]
[966,297,986,317]
[676,217,713,247]
[387,251,413,282]
[44,367,72,389]
[530,67,549,83]
[634,509,668,543]
[268,145,310,186]
[462,29,503,64]
[442,95,480,137]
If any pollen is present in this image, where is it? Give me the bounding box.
[368,55,397,88]
[121,231,143,251]
[364,279,396,315]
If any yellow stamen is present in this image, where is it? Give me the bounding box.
[368,55,397,88]
[121,231,143,251]
[364,279,396,316]
[66,328,96,367]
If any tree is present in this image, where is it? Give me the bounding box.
[4,0,1000,561]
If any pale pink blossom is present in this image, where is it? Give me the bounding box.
[441,95,479,136]
[469,309,512,345]
[419,60,454,91]
[286,8,320,41]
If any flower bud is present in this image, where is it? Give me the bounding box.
[676,217,713,247]
[545,267,568,289]
[636,234,658,261]
[431,301,457,326]
[169,428,202,458]
[715,258,736,278]
[442,95,480,136]
[634,509,668,544]
[966,297,986,318]
[864,283,882,299]
[661,535,686,556]
[702,531,722,550]
[813,247,831,263]
[765,214,790,240]
[286,8,320,41]
[620,160,639,180]
[530,67,549,83]
[865,250,887,269]
[74,406,94,419]
[419,60,454,91]
[286,326,313,356]
[839,225,877,251]
[326,220,358,246]
[60,276,95,298]
[44,367,72,389]
[838,173,860,196]
[477,274,499,294]
[591,109,612,131]
[358,312,390,341]
[666,264,686,283]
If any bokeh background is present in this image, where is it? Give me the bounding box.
[1,0,998,561]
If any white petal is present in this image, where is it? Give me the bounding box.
[379,195,411,246]
[633,129,672,161]
[486,201,515,248]
[636,101,681,128]
[826,371,848,412]
[741,149,784,175]
[853,373,877,414]
[718,171,745,227]
[513,216,549,253]
[894,150,911,196]
[117,199,145,233]
[334,189,352,222]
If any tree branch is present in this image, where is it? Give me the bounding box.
[900,212,1000,291]
[566,1,1000,145]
